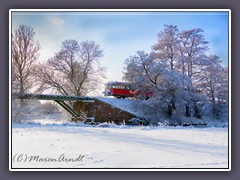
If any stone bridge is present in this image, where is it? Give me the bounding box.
[13,93,136,124]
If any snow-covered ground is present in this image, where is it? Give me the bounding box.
[11,120,229,169]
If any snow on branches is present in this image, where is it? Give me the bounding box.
[123,25,228,123]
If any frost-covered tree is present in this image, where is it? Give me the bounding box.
[12,25,40,94]
[123,51,193,119]
[123,51,166,94]
[152,25,180,71]
[131,69,195,124]
[196,55,228,119]
[155,70,193,117]
[178,28,209,78]
[176,28,209,117]
[36,40,106,96]
[12,25,41,122]
[124,25,228,123]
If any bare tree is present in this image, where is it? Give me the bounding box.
[12,25,40,94]
[36,39,106,96]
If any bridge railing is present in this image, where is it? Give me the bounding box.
[12,93,95,118]
[12,93,95,102]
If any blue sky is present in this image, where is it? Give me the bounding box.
[11,10,229,83]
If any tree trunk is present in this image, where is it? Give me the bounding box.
[194,105,201,119]
[167,104,173,117]
[186,105,191,117]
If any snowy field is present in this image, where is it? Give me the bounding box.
[11,120,229,169]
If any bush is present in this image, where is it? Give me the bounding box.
[40,101,59,114]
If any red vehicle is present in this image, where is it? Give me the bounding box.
[103,81,153,99]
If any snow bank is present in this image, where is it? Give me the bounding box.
[96,97,228,127]
[96,97,144,117]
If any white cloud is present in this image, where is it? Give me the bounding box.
[46,15,64,26]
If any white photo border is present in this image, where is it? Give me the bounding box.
[9,9,231,171]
